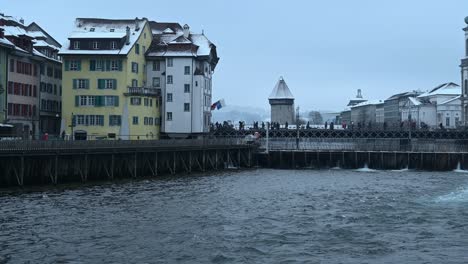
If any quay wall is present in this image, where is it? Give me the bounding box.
[256,150,468,171]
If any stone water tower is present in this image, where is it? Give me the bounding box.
[269,77,295,124]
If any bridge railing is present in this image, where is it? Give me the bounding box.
[0,138,250,152]
[259,138,468,152]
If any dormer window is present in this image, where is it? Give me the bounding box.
[110,28,115,32]
[90,28,95,32]
[111,41,117,50]
[73,41,80,49]
[92,41,99,49]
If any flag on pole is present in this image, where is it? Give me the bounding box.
[210,99,226,110]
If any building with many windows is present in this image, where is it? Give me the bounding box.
[59,18,160,140]
[461,17,468,125]
[0,28,14,124]
[1,15,42,139]
[146,22,218,138]
[27,22,62,136]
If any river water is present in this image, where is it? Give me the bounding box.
[1,169,468,263]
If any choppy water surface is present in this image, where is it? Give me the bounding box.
[1,169,468,263]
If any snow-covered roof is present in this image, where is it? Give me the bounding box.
[59,18,147,55]
[33,39,60,50]
[269,77,294,100]
[440,95,461,105]
[27,31,46,39]
[0,37,14,48]
[32,48,61,63]
[351,99,384,108]
[0,13,22,24]
[146,21,216,59]
[2,25,33,38]
[68,32,126,39]
[408,97,422,106]
[417,82,460,98]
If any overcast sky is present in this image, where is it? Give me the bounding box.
[3,0,468,112]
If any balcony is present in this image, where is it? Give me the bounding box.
[124,87,161,97]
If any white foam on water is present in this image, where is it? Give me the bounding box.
[355,164,377,172]
[330,166,341,170]
[391,167,409,172]
[453,162,468,173]
[435,187,468,203]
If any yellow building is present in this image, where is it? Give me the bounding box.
[59,18,160,140]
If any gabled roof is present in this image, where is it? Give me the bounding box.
[269,77,294,100]
[417,82,460,98]
[26,22,62,48]
[146,21,218,63]
[59,17,147,55]
[351,99,383,108]
[440,95,461,105]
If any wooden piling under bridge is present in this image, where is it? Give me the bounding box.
[0,139,256,187]
[256,150,468,171]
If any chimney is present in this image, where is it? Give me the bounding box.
[126,26,130,45]
[356,89,363,99]
[183,24,190,38]
[19,18,24,24]
[135,17,140,31]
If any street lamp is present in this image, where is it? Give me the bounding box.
[69,112,75,140]
[296,106,300,150]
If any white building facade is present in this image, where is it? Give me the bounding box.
[401,83,461,129]
[461,17,468,125]
[146,23,218,138]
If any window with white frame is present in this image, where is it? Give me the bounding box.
[73,41,80,49]
[153,61,160,71]
[77,115,85,125]
[130,97,141,105]
[167,112,172,121]
[167,93,173,102]
[77,79,88,89]
[111,41,117,49]
[153,77,160,87]
[184,84,190,93]
[132,62,138,73]
[70,60,79,71]
[184,66,190,75]
[133,116,138,125]
[109,115,121,126]
[105,79,114,89]
[167,75,173,84]
[184,103,190,112]
[111,60,119,71]
[132,79,138,87]
[167,58,173,67]
[92,41,99,49]
[104,96,117,106]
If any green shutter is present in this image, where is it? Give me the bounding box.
[72,79,77,89]
[113,79,117,90]
[118,60,122,71]
[90,60,96,71]
[65,60,69,71]
[114,96,119,107]
[85,79,90,89]
[77,60,81,71]
[75,96,79,106]
[98,79,105,89]
[105,60,111,71]
[95,96,103,107]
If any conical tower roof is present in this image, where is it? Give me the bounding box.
[268,77,294,100]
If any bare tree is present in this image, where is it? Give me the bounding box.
[308,111,323,125]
